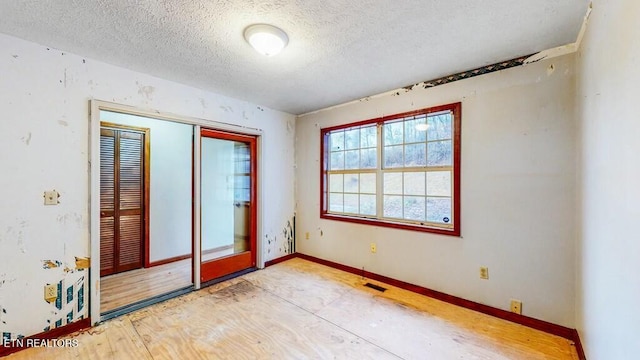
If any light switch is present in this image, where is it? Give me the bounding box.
[44,190,59,205]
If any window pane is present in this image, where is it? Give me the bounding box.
[383,195,402,218]
[360,194,376,215]
[404,196,425,221]
[344,128,360,150]
[330,131,345,151]
[426,171,451,196]
[360,173,376,193]
[427,140,452,166]
[344,174,359,193]
[426,197,452,224]
[403,172,425,196]
[360,148,377,168]
[329,193,343,212]
[383,121,403,146]
[404,117,427,143]
[345,150,359,169]
[384,145,403,168]
[383,172,402,194]
[329,174,343,192]
[361,125,377,148]
[344,194,359,213]
[330,151,344,170]
[427,113,452,141]
[404,143,426,167]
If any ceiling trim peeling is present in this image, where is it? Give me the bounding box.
[299,2,594,119]
[298,54,532,118]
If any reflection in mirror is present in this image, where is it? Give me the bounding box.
[98,110,194,315]
[201,138,251,262]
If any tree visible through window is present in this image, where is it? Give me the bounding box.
[321,103,461,235]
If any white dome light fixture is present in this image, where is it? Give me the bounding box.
[244,24,289,56]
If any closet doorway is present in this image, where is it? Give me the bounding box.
[99,124,149,277]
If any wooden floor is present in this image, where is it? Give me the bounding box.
[13,258,579,359]
[100,258,192,313]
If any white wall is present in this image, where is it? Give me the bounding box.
[576,0,640,358]
[99,111,193,262]
[0,33,295,339]
[296,54,577,327]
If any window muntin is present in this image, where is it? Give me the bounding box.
[321,103,460,235]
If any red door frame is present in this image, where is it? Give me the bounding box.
[199,128,258,282]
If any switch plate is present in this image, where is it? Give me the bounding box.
[370,243,377,253]
[44,190,59,205]
[44,284,57,303]
[480,267,489,280]
[510,299,522,314]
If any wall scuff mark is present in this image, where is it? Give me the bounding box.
[136,82,156,100]
[20,132,31,145]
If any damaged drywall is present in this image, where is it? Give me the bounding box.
[524,2,592,65]
[1,32,295,339]
[1,257,88,340]
[264,217,296,258]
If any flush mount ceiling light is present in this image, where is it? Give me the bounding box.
[244,24,289,56]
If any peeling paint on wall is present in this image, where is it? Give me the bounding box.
[41,272,86,332]
[1,254,88,341]
[42,260,62,269]
[74,257,90,270]
[282,218,294,254]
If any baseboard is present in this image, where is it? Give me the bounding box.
[264,253,298,267]
[148,253,191,267]
[291,253,581,344]
[0,317,91,357]
[571,329,587,360]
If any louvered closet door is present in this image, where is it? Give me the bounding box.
[100,128,145,277]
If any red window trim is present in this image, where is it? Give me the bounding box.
[319,102,461,236]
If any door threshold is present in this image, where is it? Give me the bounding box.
[201,267,257,289]
[100,285,193,322]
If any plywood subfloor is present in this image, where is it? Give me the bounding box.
[11,258,579,359]
[100,258,192,313]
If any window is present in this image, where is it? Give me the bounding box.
[321,102,461,236]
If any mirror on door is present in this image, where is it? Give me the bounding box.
[99,111,194,315]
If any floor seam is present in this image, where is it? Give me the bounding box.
[250,279,406,360]
[127,316,155,359]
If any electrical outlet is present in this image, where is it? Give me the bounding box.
[370,243,377,253]
[44,284,57,303]
[305,232,310,240]
[480,267,489,280]
[510,299,522,314]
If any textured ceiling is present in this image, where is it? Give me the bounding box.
[0,0,589,114]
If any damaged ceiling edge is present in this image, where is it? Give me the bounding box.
[298,2,594,120]
[297,54,532,118]
[524,1,593,64]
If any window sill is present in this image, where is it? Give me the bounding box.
[320,213,460,237]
